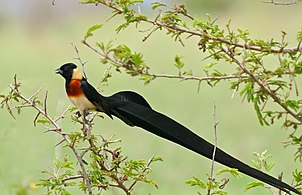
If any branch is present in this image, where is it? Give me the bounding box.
[128,155,156,192]
[221,46,302,123]
[62,175,84,183]
[95,1,302,55]
[207,101,218,195]
[72,43,88,79]
[82,40,260,84]
[263,0,300,5]
[81,112,132,195]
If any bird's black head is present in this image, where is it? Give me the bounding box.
[55,63,78,80]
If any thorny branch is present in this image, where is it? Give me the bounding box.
[128,155,157,191]
[1,75,159,194]
[263,0,300,5]
[221,46,302,124]
[72,43,88,79]
[93,0,302,55]
[81,0,302,127]
[81,114,132,194]
[82,40,254,83]
[83,37,302,125]
[7,75,93,195]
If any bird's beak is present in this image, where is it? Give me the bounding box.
[55,68,62,75]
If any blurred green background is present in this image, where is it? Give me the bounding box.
[0,0,301,194]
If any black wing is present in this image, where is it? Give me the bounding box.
[80,79,113,118]
[109,100,299,194]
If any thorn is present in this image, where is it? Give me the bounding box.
[43,128,61,133]
[55,139,65,147]
[33,112,41,127]
[44,91,48,115]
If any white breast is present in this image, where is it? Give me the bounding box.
[69,95,96,114]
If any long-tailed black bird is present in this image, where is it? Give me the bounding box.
[56,63,300,194]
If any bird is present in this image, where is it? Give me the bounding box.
[56,62,300,194]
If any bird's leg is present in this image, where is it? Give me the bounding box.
[82,109,94,138]
[82,109,89,136]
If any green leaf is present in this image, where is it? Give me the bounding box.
[116,23,130,34]
[139,74,154,85]
[216,168,240,178]
[185,176,206,189]
[151,2,166,10]
[297,28,302,41]
[68,106,78,113]
[293,169,302,183]
[240,82,254,102]
[253,96,269,126]
[204,62,217,69]
[84,24,103,40]
[244,181,265,191]
[36,118,50,125]
[212,190,228,195]
[295,61,302,74]
[252,150,275,172]
[285,100,299,112]
[151,156,163,163]
[174,55,185,69]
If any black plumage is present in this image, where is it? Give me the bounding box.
[56,63,300,195]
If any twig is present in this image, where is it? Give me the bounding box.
[207,101,218,195]
[44,91,48,115]
[128,155,156,191]
[97,161,131,195]
[33,112,41,127]
[263,0,299,5]
[55,105,71,122]
[62,175,84,183]
[55,139,66,147]
[29,85,44,100]
[105,12,120,23]
[71,43,88,79]
[142,26,159,42]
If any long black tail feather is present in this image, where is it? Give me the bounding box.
[114,102,300,194]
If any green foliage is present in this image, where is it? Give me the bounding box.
[77,2,302,193]
[173,55,185,76]
[244,182,265,192]
[80,2,302,172]
[38,157,75,195]
[293,169,302,183]
[286,133,302,161]
[216,168,241,178]
[81,0,302,131]
[251,150,275,172]
[244,150,277,192]
[297,28,302,41]
[0,78,162,195]
[186,176,207,189]
[11,183,38,195]
[84,24,103,41]
[2,0,302,194]
[186,168,240,194]
[151,2,166,10]
[36,117,51,125]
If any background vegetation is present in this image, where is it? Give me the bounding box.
[0,0,301,194]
